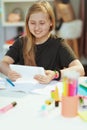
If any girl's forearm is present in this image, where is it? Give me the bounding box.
[61,65,85,78]
[0,61,11,76]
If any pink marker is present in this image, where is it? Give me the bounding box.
[68,79,77,96]
[0,102,17,113]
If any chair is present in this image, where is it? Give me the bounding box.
[57,20,83,58]
[54,0,83,58]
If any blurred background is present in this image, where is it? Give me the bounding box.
[0,0,87,75]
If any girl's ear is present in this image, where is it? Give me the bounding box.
[50,22,52,25]
[50,22,53,26]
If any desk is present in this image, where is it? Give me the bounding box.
[0,90,87,130]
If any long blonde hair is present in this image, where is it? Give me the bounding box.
[23,1,55,65]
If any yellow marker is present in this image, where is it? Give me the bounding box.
[51,90,55,99]
[54,86,60,107]
[54,86,59,101]
[62,77,68,96]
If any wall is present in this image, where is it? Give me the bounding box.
[0,0,80,44]
[70,0,80,18]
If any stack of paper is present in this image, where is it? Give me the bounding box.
[5,64,63,96]
[6,64,45,93]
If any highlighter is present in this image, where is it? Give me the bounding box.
[54,86,60,107]
[51,90,55,99]
[0,102,17,113]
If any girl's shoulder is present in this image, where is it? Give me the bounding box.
[50,34,64,44]
[15,35,27,45]
[18,35,27,42]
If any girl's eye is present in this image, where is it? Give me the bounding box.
[31,22,35,24]
[40,22,45,25]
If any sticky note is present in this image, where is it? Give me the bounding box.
[78,111,87,122]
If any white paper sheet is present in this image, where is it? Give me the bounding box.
[6,79,63,96]
[10,64,45,80]
[32,80,63,96]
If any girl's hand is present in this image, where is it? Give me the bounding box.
[7,70,21,81]
[34,70,56,84]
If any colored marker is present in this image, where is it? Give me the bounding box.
[0,102,17,113]
[62,77,68,96]
[51,90,55,99]
[54,86,60,107]
[6,78,15,87]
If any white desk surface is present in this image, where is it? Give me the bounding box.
[0,90,87,130]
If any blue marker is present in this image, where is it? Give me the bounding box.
[6,78,15,87]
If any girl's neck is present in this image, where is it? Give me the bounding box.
[35,33,51,45]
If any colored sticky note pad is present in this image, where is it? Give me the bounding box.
[79,82,87,88]
[78,85,87,96]
[78,77,87,89]
[78,111,87,122]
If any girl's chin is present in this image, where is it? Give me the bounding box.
[34,35,42,38]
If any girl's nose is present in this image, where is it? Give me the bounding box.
[34,24,40,30]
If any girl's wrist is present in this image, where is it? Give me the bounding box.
[53,70,61,81]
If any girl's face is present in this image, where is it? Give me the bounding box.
[28,12,52,44]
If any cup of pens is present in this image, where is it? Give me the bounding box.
[61,71,79,117]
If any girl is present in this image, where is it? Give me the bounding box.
[0,1,85,83]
